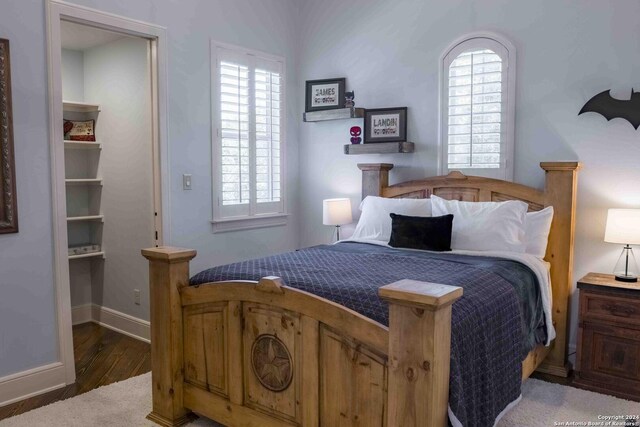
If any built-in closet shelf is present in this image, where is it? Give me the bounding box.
[65,178,103,185]
[62,100,101,112]
[68,251,106,260]
[64,141,102,150]
[303,107,365,122]
[67,215,104,222]
[344,141,415,155]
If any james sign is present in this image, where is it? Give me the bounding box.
[305,78,346,112]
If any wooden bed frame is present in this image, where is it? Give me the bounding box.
[142,161,580,427]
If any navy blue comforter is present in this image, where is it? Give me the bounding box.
[191,242,546,426]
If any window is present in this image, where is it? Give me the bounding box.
[440,33,516,180]
[212,42,286,231]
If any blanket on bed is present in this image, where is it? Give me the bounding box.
[191,242,546,427]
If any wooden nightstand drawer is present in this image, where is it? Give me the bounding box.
[577,322,640,398]
[582,291,640,326]
[576,273,640,400]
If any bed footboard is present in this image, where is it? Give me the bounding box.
[380,280,463,426]
[142,247,462,427]
[142,247,198,427]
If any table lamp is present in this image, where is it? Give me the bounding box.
[604,208,640,282]
[323,198,352,242]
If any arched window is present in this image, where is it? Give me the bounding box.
[440,33,516,180]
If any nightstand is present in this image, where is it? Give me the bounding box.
[575,273,640,401]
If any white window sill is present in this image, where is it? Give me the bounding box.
[211,213,289,233]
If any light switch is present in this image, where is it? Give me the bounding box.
[183,174,192,190]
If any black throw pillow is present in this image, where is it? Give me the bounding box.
[388,213,454,251]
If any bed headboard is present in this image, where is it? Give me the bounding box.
[358,161,581,377]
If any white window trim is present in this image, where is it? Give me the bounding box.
[438,31,516,181]
[211,212,289,233]
[210,40,287,233]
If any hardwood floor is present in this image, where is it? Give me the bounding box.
[0,323,150,421]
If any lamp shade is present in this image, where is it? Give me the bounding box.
[604,209,640,245]
[323,198,352,226]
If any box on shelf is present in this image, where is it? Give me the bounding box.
[68,244,101,256]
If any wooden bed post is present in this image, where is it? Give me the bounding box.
[142,247,197,427]
[538,162,581,377]
[379,279,463,427]
[358,163,393,198]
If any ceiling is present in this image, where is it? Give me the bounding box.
[61,21,133,51]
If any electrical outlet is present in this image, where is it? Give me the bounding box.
[134,289,141,305]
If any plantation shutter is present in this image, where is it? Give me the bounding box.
[448,49,503,169]
[254,57,283,215]
[442,36,513,180]
[215,47,284,219]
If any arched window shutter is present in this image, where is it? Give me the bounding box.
[440,33,516,181]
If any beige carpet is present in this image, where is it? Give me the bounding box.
[1,373,638,426]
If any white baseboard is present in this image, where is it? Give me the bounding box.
[0,307,148,409]
[71,303,92,325]
[0,362,66,408]
[72,304,150,343]
[92,305,150,343]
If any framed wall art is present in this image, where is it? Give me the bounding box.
[0,38,18,234]
[305,77,346,112]
[364,107,407,144]
[64,119,96,141]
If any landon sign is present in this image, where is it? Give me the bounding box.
[364,107,408,143]
[372,114,401,137]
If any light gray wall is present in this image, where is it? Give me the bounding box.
[297,0,640,352]
[83,37,154,320]
[0,0,300,379]
[69,262,92,308]
[0,1,58,377]
[61,37,154,319]
[68,0,302,276]
[61,49,84,101]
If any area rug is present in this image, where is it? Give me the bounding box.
[1,373,638,426]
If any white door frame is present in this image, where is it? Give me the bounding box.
[46,0,171,384]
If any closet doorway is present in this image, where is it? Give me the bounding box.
[47,1,169,385]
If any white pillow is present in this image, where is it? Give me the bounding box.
[430,195,528,252]
[351,196,432,242]
[525,207,554,258]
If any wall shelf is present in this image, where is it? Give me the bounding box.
[67,215,104,222]
[303,107,364,122]
[65,178,103,185]
[64,141,102,150]
[344,141,415,155]
[63,100,101,112]
[68,251,105,260]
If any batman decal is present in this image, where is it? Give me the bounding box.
[579,89,640,129]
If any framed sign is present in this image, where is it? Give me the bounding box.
[0,38,18,234]
[305,78,346,112]
[364,107,408,143]
[64,119,96,141]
